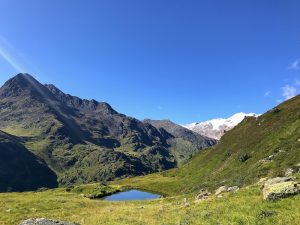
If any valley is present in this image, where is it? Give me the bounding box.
[0,74,299,225]
[0,74,216,191]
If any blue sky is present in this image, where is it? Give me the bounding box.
[0,0,299,124]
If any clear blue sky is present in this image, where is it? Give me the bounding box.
[0,0,299,124]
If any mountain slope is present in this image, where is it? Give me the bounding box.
[0,74,215,187]
[117,95,300,195]
[0,131,57,192]
[184,112,258,140]
[144,119,217,164]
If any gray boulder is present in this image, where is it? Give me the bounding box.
[215,186,228,195]
[215,186,239,195]
[261,177,292,189]
[227,186,240,192]
[19,218,80,225]
[262,177,300,201]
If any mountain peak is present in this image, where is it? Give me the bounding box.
[0,73,49,98]
[184,112,259,140]
[6,73,37,87]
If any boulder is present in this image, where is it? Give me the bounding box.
[195,189,211,201]
[285,168,295,177]
[19,218,80,225]
[215,186,228,195]
[262,177,300,201]
[261,177,292,189]
[215,186,239,195]
[227,186,239,192]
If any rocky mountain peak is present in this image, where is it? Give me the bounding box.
[0,73,53,99]
[183,112,259,140]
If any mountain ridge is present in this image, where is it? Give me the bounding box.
[0,73,216,190]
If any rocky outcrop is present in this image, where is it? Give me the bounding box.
[214,186,239,195]
[262,177,300,201]
[19,218,80,225]
[195,189,211,201]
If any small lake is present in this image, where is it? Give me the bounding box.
[103,189,161,201]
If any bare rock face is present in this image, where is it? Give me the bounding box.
[262,177,300,201]
[19,218,80,225]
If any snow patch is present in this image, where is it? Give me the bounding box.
[183,113,258,140]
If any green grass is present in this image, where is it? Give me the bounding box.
[1,124,41,137]
[70,183,122,199]
[115,96,300,195]
[0,184,299,225]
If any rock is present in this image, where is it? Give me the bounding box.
[215,186,228,195]
[285,168,295,177]
[262,177,300,201]
[195,190,211,201]
[215,186,239,195]
[184,202,190,207]
[196,194,209,200]
[257,210,276,219]
[261,177,292,189]
[227,186,239,192]
[258,177,268,185]
[19,218,80,225]
[259,155,274,163]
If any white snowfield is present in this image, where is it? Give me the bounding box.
[183,113,259,140]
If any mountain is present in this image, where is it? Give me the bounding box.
[121,95,300,194]
[0,130,57,192]
[0,74,215,188]
[144,119,217,164]
[183,112,258,140]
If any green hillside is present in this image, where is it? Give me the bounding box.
[0,131,57,192]
[0,74,215,189]
[116,95,300,195]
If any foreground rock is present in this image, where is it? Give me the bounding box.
[19,218,80,225]
[262,177,300,201]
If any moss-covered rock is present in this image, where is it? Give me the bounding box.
[262,177,300,201]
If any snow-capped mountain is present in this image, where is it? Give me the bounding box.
[183,113,259,140]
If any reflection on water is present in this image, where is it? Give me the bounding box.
[103,189,161,201]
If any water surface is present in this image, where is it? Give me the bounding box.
[103,189,161,201]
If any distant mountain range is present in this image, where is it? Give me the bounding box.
[0,73,216,191]
[144,119,216,165]
[183,112,259,140]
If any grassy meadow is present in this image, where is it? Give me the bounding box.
[0,183,300,225]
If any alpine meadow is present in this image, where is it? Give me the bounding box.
[0,1,299,225]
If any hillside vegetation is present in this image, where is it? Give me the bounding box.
[0,131,57,192]
[116,95,300,195]
[0,74,215,189]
